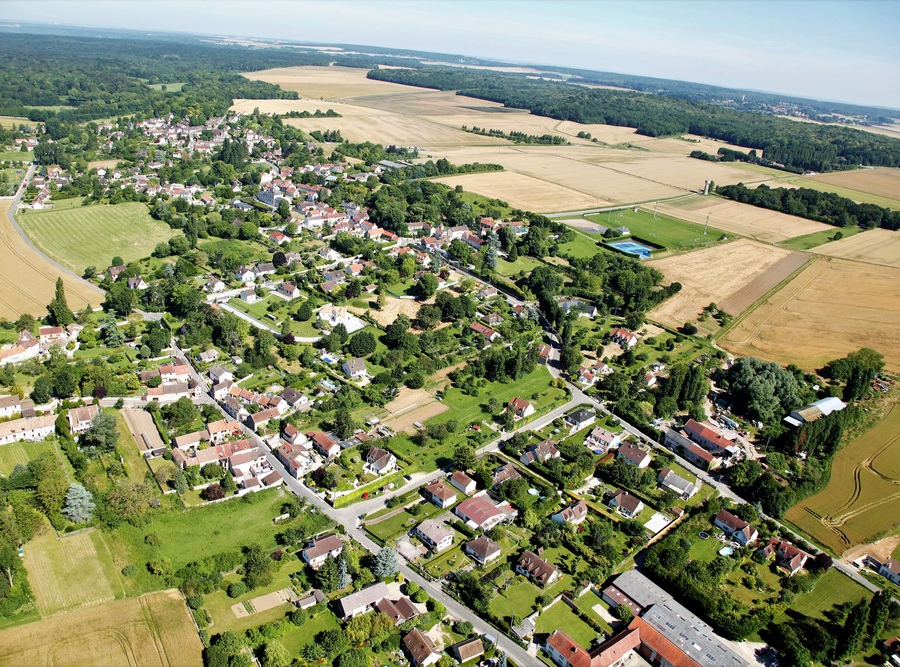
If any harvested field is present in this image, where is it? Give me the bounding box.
[231,97,370,116]
[813,228,900,268]
[24,529,118,615]
[787,402,900,554]
[122,408,165,456]
[717,251,809,315]
[18,201,175,273]
[86,159,120,171]
[721,257,900,371]
[381,388,448,433]
[647,239,792,327]
[0,589,202,667]
[656,196,832,243]
[576,153,755,191]
[0,200,101,319]
[286,113,493,147]
[809,167,900,203]
[434,171,606,212]
[243,66,419,99]
[350,295,421,328]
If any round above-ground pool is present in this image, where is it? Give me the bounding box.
[698,531,710,539]
[607,239,654,259]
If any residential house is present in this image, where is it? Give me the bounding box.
[364,446,396,476]
[657,468,698,500]
[423,480,456,509]
[610,328,638,349]
[68,405,99,435]
[318,305,353,329]
[609,490,644,518]
[403,628,440,667]
[544,630,591,667]
[551,500,589,526]
[311,431,340,459]
[515,550,559,587]
[878,558,900,585]
[520,439,560,466]
[757,538,809,576]
[666,428,720,470]
[107,264,127,281]
[196,349,219,364]
[0,330,41,366]
[277,281,300,299]
[507,396,535,420]
[277,442,313,478]
[465,536,501,566]
[205,276,225,293]
[159,363,192,385]
[240,288,259,304]
[208,365,233,385]
[538,343,557,365]
[450,638,485,665]
[565,409,596,433]
[683,419,734,455]
[585,427,621,452]
[491,463,521,487]
[454,495,515,532]
[336,582,390,619]
[246,407,280,432]
[0,414,56,445]
[342,358,368,380]
[617,443,651,468]
[127,275,148,290]
[415,520,454,553]
[301,534,343,570]
[374,596,419,626]
[0,395,22,419]
[235,266,255,283]
[281,423,307,446]
[714,509,758,546]
[449,470,476,495]
[469,321,500,343]
[207,419,241,444]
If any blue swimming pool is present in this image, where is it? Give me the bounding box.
[608,240,654,259]
[718,546,734,557]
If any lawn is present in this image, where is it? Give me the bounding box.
[572,590,615,634]
[0,440,59,475]
[0,150,32,162]
[366,501,450,542]
[281,608,342,653]
[115,488,292,569]
[496,254,544,277]
[18,201,175,272]
[783,569,872,622]
[557,233,602,260]
[535,600,601,648]
[205,557,306,634]
[147,82,186,92]
[423,543,470,578]
[779,225,862,251]
[585,208,725,250]
[490,574,570,621]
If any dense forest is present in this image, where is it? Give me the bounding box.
[367,68,900,172]
[716,183,900,229]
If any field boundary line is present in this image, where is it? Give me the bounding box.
[714,253,816,341]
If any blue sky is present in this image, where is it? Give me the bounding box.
[3,0,899,108]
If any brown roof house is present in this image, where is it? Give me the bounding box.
[515,550,559,587]
[301,534,343,570]
[423,480,457,509]
[551,500,589,526]
[508,396,535,420]
[520,439,560,466]
[608,490,645,519]
[415,519,454,553]
[403,628,440,667]
[364,446,396,475]
[713,509,758,546]
[465,536,502,566]
[449,470,476,495]
[757,538,809,576]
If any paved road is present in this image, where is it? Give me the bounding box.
[3,164,104,300]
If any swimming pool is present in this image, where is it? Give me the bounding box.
[608,240,654,259]
[718,546,734,557]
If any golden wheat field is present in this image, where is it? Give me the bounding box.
[434,171,607,212]
[0,201,102,318]
[657,196,833,243]
[808,167,900,202]
[0,590,202,667]
[720,256,900,371]
[813,228,900,268]
[647,239,793,327]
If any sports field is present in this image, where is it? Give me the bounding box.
[585,207,724,250]
[18,201,174,273]
[812,228,900,268]
[720,257,900,371]
[0,589,202,667]
[0,200,101,318]
[647,239,792,327]
[656,195,833,243]
[787,402,900,554]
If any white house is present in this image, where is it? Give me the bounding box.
[68,405,100,435]
[609,490,644,518]
[585,426,621,452]
[415,520,454,553]
[301,534,343,570]
[617,443,651,469]
[507,397,535,420]
[364,446,396,476]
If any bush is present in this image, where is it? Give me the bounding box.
[121,564,138,577]
[412,588,430,604]
[227,581,248,598]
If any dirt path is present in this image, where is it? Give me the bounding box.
[842,535,900,563]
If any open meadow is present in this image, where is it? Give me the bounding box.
[0,200,101,318]
[720,257,900,371]
[0,590,202,667]
[18,201,174,273]
[23,528,123,616]
[647,239,793,327]
[656,195,834,243]
[812,228,900,268]
[786,402,900,555]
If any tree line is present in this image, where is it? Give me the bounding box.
[367,67,900,172]
[716,183,900,230]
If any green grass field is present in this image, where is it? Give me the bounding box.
[18,202,175,272]
[23,528,123,615]
[557,234,602,259]
[535,600,601,647]
[281,608,342,653]
[0,150,32,162]
[147,82,186,92]
[782,569,871,621]
[779,225,863,251]
[585,208,725,250]
[495,254,544,277]
[0,440,58,475]
[0,116,32,129]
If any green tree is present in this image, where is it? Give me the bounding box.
[62,483,95,523]
[333,408,356,440]
[81,411,120,456]
[242,543,276,590]
[838,598,869,660]
[262,640,291,667]
[452,443,477,471]
[415,273,438,298]
[349,331,376,357]
[315,556,342,593]
[47,277,74,326]
[371,546,399,579]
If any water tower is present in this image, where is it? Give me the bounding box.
[703,179,712,195]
